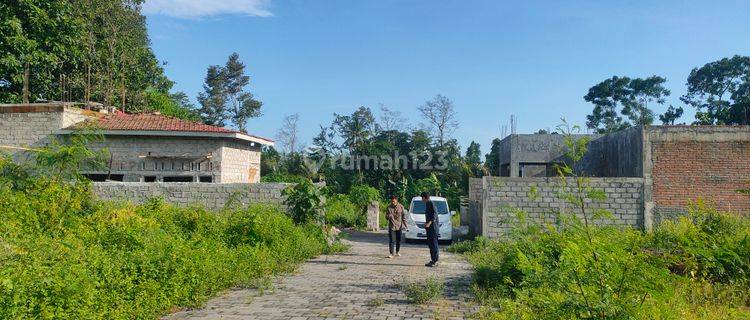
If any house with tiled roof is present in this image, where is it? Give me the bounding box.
[1,102,273,183]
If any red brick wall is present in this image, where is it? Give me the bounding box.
[652,141,750,214]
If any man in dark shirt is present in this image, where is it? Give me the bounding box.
[421,191,439,267]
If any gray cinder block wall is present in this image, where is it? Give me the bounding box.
[471,176,645,238]
[92,182,292,210]
[0,103,89,152]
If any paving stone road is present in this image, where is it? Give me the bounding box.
[165,231,478,320]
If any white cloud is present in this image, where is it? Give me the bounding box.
[143,0,273,18]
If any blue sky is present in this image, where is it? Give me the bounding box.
[145,0,750,154]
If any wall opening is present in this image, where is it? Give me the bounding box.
[84,174,124,182]
[163,176,193,182]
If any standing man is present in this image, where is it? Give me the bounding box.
[386,195,408,258]
[421,191,439,267]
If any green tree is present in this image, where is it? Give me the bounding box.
[197,65,228,126]
[0,0,80,103]
[681,55,750,125]
[0,0,173,108]
[622,76,670,126]
[143,89,199,121]
[586,75,671,133]
[585,76,632,133]
[196,53,263,130]
[465,141,482,166]
[484,138,502,176]
[658,105,684,125]
[223,53,262,132]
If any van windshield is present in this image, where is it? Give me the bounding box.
[411,200,449,215]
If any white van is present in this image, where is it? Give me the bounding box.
[403,196,454,243]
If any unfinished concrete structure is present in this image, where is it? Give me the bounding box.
[0,103,273,183]
[474,125,750,238]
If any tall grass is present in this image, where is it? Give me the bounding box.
[0,157,335,319]
[452,205,750,320]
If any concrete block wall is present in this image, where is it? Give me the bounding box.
[84,136,223,182]
[92,182,292,211]
[220,141,262,183]
[0,105,89,150]
[479,176,645,238]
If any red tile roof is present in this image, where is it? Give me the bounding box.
[65,112,273,143]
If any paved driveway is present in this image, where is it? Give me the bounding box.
[165,231,477,320]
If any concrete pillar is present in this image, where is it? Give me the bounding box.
[366,201,379,231]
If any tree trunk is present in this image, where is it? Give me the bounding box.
[22,62,30,103]
[86,64,91,102]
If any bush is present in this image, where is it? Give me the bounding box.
[403,277,445,304]
[459,207,750,320]
[0,172,332,319]
[324,194,364,228]
[648,201,750,285]
[348,185,381,209]
[282,179,325,224]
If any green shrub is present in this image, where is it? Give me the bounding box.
[460,208,750,320]
[648,201,750,285]
[349,185,381,209]
[0,171,332,319]
[403,277,445,304]
[324,194,363,228]
[282,179,325,224]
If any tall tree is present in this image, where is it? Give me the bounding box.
[584,76,632,133]
[681,55,750,125]
[332,106,379,154]
[196,65,228,126]
[585,75,671,133]
[622,76,670,126]
[276,113,302,154]
[465,141,482,166]
[659,105,684,125]
[0,0,80,103]
[379,104,407,132]
[196,53,262,130]
[0,0,173,108]
[484,138,502,176]
[223,53,262,132]
[418,94,458,148]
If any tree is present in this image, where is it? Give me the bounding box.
[681,55,750,125]
[223,53,262,132]
[276,114,302,154]
[465,141,482,166]
[418,94,458,148]
[196,53,262,130]
[585,75,671,133]
[0,0,173,108]
[332,106,379,154]
[196,65,228,126]
[659,105,684,125]
[465,140,486,180]
[379,104,407,132]
[484,138,503,176]
[622,76,670,126]
[0,0,80,103]
[143,89,199,121]
[584,76,632,134]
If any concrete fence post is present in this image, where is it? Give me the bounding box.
[367,201,380,231]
